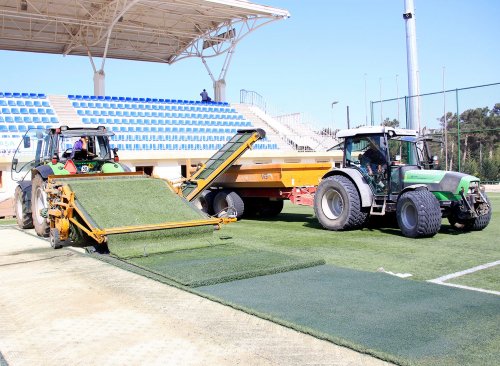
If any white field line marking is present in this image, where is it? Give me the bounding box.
[431,282,500,296]
[427,260,500,296]
[428,260,500,283]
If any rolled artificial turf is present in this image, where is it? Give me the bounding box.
[128,243,325,287]
[66,176,214,258]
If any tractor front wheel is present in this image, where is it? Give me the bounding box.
[314,175,367,231]
[397,190,441,238]
[14,185,33,229]
[32,174,50,237]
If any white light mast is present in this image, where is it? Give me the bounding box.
[403,0,421,132]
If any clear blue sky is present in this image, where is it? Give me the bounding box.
[1,0,499,130]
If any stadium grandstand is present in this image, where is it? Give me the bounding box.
[0,0,341,212]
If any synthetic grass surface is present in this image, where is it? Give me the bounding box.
[447,265,500,292]
[199,265,500,366]
[66,177,214,257]
[221,193,500,290]
[128,243,325,287]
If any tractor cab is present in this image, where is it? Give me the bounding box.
[339,126,420,196]
[11,125,120,182]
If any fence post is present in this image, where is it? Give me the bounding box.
[456,89,461,172]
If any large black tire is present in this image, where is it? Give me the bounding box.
[198,190,216,215]
[14,185,33,229]
[314,175,368,231]
[32,174,50,237]
[261,200,284,217]
[213,190,245,219]
[397,190,441,238]
[449,194,492,231]
[242,198,284,218]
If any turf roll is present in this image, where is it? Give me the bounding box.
[65,176,215,258]
[127,244,325,287]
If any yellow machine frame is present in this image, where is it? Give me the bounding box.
[46,173,234,246]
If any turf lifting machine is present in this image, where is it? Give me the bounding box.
[11,125,266,250]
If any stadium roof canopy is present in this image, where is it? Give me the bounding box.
[0,0,289,97]
[0,0,289,63]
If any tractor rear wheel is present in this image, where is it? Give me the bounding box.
[397,190,441,238]
[213,190,245,219]
[14,185,33,229]
[32,174,50,237]
[314,175,367,231]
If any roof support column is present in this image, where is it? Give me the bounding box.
[214,79,226,102]
[93,70,105,96]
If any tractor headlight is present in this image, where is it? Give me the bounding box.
[468,181,479,194]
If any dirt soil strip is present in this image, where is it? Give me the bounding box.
[0,228,390,366]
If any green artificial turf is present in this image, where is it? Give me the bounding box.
[128,243,325,287]
[220,193,500,289]
[447,265,500,292]
[65,177,214,257]
[199,265,500,366]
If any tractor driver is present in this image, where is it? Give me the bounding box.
[361,138,387,176]
[70,136,90,159]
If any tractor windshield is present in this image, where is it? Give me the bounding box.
[387,136,419,166]
[59,135,111,161]
[344,134,388,174]
[11,127,48,182]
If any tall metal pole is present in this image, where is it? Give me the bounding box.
[456,89,461,172]
[442,67,448,170]
[404,0,421,133]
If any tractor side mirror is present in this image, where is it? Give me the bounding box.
[23,136,31,148]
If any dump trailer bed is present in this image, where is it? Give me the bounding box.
[215,163,333,188]
[204,162,333,217]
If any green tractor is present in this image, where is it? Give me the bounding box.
[11,125,129,237]
[314,126,491,238]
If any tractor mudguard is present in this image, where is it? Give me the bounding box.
[33,165,54,180]
[322,168,373,207]
[33,163,70,179]
[101,162,126,173]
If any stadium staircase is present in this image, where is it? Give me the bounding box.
[233,103,323,152]
[232,103,293,151]
[48,95,81,126]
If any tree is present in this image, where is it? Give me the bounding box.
[381,118,399,128]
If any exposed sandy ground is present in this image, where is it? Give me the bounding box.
[0,227,390,366]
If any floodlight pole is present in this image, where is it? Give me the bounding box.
[403,0,421,133]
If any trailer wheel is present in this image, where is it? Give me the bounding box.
[261,200,284,217]
[14,185,33,229]
[397,190,441,238]
[50,228,63,249]
[213,190,244,219]
[198,190,216,215]
[32,174,50,237]
[314,175,367,231]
